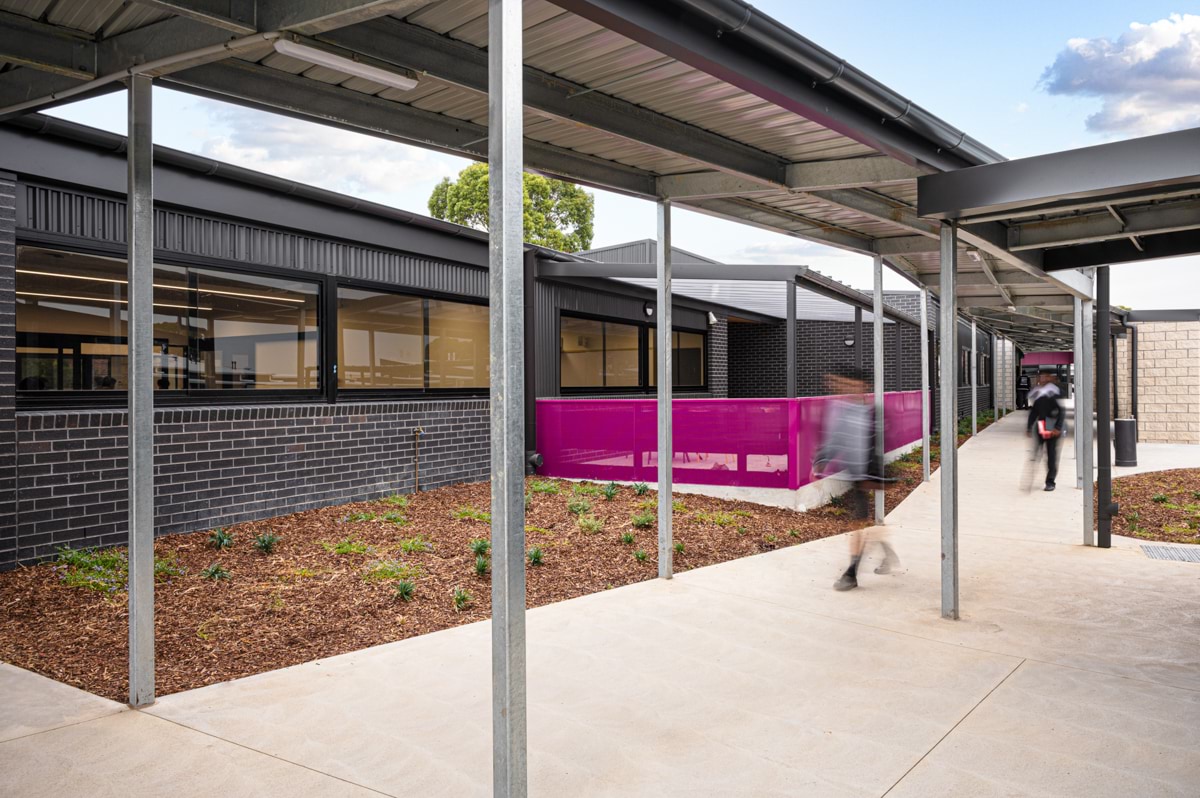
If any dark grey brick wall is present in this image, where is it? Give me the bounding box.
[707,314,729,398]
[11,400,489,563]
[0,172,15,568]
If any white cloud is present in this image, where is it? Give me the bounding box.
[727,238,829,264]
[1039,13,1200,136]
[198,105,469,212]
[1015,102,1029,113]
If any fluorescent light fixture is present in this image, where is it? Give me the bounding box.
[273,39,419,92]
[17,269,305,303]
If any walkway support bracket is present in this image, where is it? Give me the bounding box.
[127,72,155,709]
[873,254,885,524]
[939,223,960,619]
[657,199,673,579]
[488,0,528,793]
[920,286,930,482]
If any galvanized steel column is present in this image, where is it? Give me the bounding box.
[854,306,862,377]
[872,254,884,524]
[1074,298,1084,489]
[1080,295,1095,546]
[1096,267,1112,549]
[920,287,930,482]
[970,320,977,435]
[488,0,528,792]
[939,223,959,620]
[785,278,796,398]
[127,74,155,708]
[657,199,673,579]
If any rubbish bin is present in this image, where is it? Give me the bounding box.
[1115,418,1137,467]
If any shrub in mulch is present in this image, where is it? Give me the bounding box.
[0,418,1002,702]
[1105,468,1200,545]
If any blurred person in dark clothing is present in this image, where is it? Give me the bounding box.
[1016,371,1031,409]
[813,366,898,591]
[1027,371,1065,491]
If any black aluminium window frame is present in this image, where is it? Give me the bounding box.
[332,274,490,401]
[13,235,493,408]
[557,309,708,394]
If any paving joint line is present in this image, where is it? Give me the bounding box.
[878,658,1026,797]
[0,708,128,747]
[144,710,396,797]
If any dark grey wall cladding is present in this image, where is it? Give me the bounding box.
[0,172,16,568]
[13,401,489,563]
[20,182,488,296]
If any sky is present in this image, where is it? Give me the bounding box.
[43,2,1200,309]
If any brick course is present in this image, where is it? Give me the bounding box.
[12,401,489,563]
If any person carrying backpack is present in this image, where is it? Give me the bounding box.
[1026,371,1065,491]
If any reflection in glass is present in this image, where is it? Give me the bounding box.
[338,288,424,388]
[428,299,489,389]
[560,316,604,388]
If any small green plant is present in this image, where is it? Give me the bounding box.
[527,546,544,566]
[637,498,657,511]
[394,579,416,601]
[322,538,370,555]
[470,538,491,556]
[620,532,635,545]
[208,528,234,549]
[526,525,552,536]
[673,541,685,555]
[578,515,604,534]
[787,529,802,538]
[632,482,650,496]
[475,554,490,576]
[694,511,735,526]
[567,498,592,516]
[363,559,421,582]
[530,479,560,494]
[53,547,181,593]
[344,511,377,522]
[384,494,410,508]
[633,549,648,562]
[381,511,409,526]
[731,509,753,518]
[454,506,491,522]
[1192,490,1200,501]
[631,511,655,529]
[602,482,619,501]
[202,563,230,581]
[572,482,602,496]
[1152,494,1169,504]
[252,532,280,554]
[764,534,778,544]
[453,587,472,611]
[399,535,434,554]
[829,494,846,508]
[525,492,532,510]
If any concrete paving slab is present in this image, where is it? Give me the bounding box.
[0,662,124,743]
[147,577,1020,797]
[0,709,381,798]
[888,660,1200,797]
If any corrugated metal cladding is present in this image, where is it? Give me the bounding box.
[534,277,708,398]
[18,182,487,297]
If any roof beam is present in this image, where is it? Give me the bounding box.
[133,1,258,34]
[978,254,1014,305]
[656,172,780,199]
[809,188,939,237]
[917,271,1042,288]
[683,197,875,254]
[1008,198,1200,251]
[873,236,939,255]
[975,306,1073,325]
[786,157,926,191]
[163,59,659,197]
[321,18,787,185]
[257,0,431,34]
[918,125,1200,220]
[0,9,95,79]
[1042,228,1200,271]
[958,220,1093,299]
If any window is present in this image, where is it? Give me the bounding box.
[15,246,320,394]
[958,348,970,387]
[649,330,706,388]
[560,314,706,391]
[337,286,489,391]
[979,354,991,387]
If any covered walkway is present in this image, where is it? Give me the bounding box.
[3,412,1198,797]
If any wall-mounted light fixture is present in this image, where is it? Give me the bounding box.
[844,338,855,346]
[643,301,655,318]
[707,312,718,326]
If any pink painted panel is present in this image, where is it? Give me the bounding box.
[1022,351,1073,366]
[536,391,924,490]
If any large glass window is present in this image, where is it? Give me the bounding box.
[561,314,706,391]
[337,286,489,391]
[15,246,320,394]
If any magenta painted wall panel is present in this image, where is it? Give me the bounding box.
[536,392,924,491]
[1022,351,1074,366]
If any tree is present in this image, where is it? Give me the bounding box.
[427,163,594,252]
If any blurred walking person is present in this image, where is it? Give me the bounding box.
[812,366,898,591]
[1027,371,1065,491]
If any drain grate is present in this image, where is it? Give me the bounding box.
[1141,545,1200,563]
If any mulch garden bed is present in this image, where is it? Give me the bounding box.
[0,414,1000,702]
[1106,468,1200,544]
